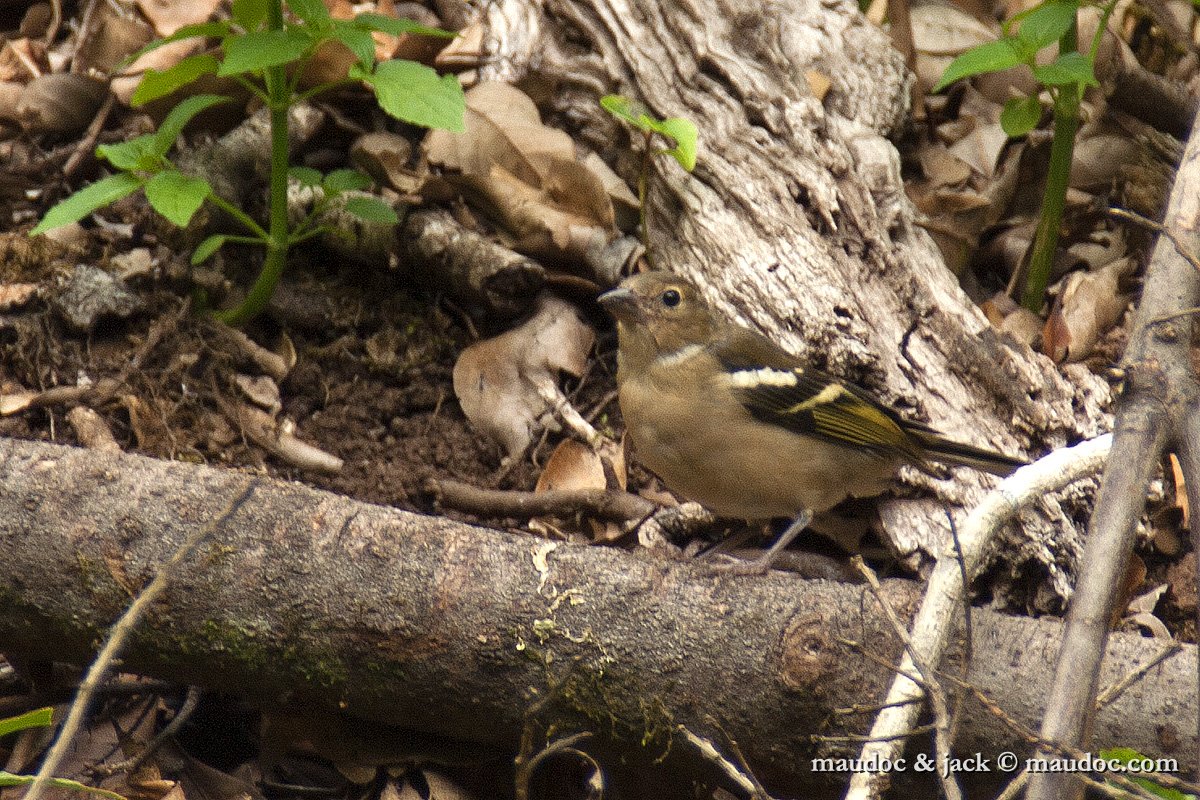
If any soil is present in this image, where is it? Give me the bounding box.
[0,224,566,522]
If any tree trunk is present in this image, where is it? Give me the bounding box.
[0,439,1189,794]
[477,0,1111,599]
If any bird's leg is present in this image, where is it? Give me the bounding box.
[748,508,814,572]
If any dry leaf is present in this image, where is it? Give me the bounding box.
[1170,452,1188,529]
[425,82,623,263]
[235,374,282,414]
[1042,256,1134,363]
[536,437,627,541]
[918,146,974,188]
[351,131,422,195]
[427,81,575,186]
[452,295,595,459]
[66,406,121,452]
[111,38,207,105]
[0,38,50,82]
[74,0,154,75]
[0,283,39,310]
[433,20,483,71]
[135,0,222,37]
[0,390,37,415]
[1167,552,1197,614]
[17,73,109,133]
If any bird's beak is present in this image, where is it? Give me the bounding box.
[597,287,644,323]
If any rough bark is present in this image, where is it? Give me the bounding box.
[476,0,1111,597]
[0,438,1191,793]
[1025,105,1200,800]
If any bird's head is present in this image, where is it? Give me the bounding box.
[598,272,718,367]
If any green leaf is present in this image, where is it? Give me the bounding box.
[1032,51,1098,87]
[288,0,331,25]
[654,116,697,171]
[126,22,230,64]
[323,169,371,193]
[601,94,654,131]
[30,173,143,235]
[0,771,128,800]
[360,60,465,131]
[144,170,211,227]
[131,53,220,107]
[192,234,230,264]
[353,12,456,38]
[289,166,324,187]
[97,135,159,171]
[933,39,1026,91]
[0,707,53,738]
[1099,749,1193,800]
[1016,0,1078,49]
[154,94,232,156]
[342,196,399,224]
[330,21,377,67]
[218,28,314,76]
[231,0,268,30]
[1000,94,1042,136]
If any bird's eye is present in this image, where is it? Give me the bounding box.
[661,289,681,308]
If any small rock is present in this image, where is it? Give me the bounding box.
[53,264,141,331]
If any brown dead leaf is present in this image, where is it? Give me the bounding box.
[427,81,575,186]
[351,131,422,195]
[75,0,155,75]
[918,146,974,188]
[457,166,613,264]
[433,20,483,71]
[17,73,109,133]
[538,437,626,491]
[0,389,36,415]
[1170,452,1188,529]
[135,0,221,37]
[111,38,208,106]
[0,282,39,310]
[0,38,49,82]
[424,82,625,262]
[536,437,627,541]
[452,295,595,459]
[1042,256,1134,363]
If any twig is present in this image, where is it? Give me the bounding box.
[995,641,1185,800]
[62,91,116,179]
[23,481,259,800]
[677,725,774,800]
[844,434,1113,800]
[426,478,658,522]
[1107,207,1200,274]
[1029,107,1200,800]
[853,558,962,800]
[93,685,203,777]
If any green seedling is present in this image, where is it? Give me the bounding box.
[0,707,125,800]
[934,0,1108,312]
[1099,748,1195,799]
[601,94,697,248]
[31,0,466,325]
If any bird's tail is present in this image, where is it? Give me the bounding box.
[910,431,1027,477]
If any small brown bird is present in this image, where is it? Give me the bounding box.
[598,271,1025,565]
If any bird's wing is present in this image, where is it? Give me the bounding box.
[710,328,926,462]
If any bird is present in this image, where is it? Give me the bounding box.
[597,270,1026,568]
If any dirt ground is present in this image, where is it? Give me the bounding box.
[0,226,571,517]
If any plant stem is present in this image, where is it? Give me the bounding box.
[1020,22,1080,312]
[638,128,652,262]
[216,0,291,326]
